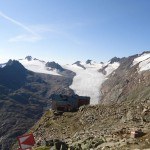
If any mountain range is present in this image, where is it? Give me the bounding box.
[0,51,150,149]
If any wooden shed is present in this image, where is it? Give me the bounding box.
[50,94,90,111]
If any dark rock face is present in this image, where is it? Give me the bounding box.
[86,59,92,64]
[98,65,108,75]
[0,60,74,150]
[109,57,121,64]
[25,56,32,61]
[141,51,150,55]
[72,61,86,70]
[45,61,64,72]
[33,58,45,63]
[0,60,27,90]
[35,138,68,149]
[59,69,76,78]
[45,61,76,78]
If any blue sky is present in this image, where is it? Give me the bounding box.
[0,0,150,64]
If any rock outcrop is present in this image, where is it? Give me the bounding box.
[0,60,74,150]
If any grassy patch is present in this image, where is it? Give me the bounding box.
[34,146,50,150]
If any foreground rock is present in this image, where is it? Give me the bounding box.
[22,100,150,150]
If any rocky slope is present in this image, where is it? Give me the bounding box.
[24,99,150,150]
[0,60,75,150]
[1,51,150,149]
[17,51,150,150]
[100,52,150,104]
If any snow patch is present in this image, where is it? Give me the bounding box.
[19,59,61,76]
[139,57,150,71]
[132,53,150,72]
[0,58,8,68]
[64,62,119,105]
[0,64,6,68]
[133,53,150,65]
[105,62,120,75]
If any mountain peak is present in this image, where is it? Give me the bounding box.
[6,59,13,65]
[72,61,86,69]
[6,60,26,71]
[141,50,150,55]
[72,61,81,65]
[25,56,32,61]
[45,61,64,72]
[109,57,121,64]
[86,59,92,64]
[0,60,27,90]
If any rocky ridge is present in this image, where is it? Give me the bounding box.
[100,52,150,104]
[0,60,75,150]
[45,61,65,72]
[72,61,86,70]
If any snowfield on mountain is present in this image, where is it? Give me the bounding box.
[15,56,121,104]
[132,52,150,72]
[0,56,121,104]
[19,57,61,76]
[64,61,120,104]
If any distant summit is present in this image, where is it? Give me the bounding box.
[72,61,81,65]
[6,59,26,71]
[25,56,32,61]
[33,58,45,63]
[72,61,86,69]
[141,50,150,55]
[109,57,121,64]
[45,61,64,72]
[86,59,92,64]
[0,60,27,89]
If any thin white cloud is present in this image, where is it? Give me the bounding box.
[0,11,83,44]
[0,11,41,42]
[29,24,64,34]
[9,34,42,42]
[0,11,36,35]
[29,24,82,45]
